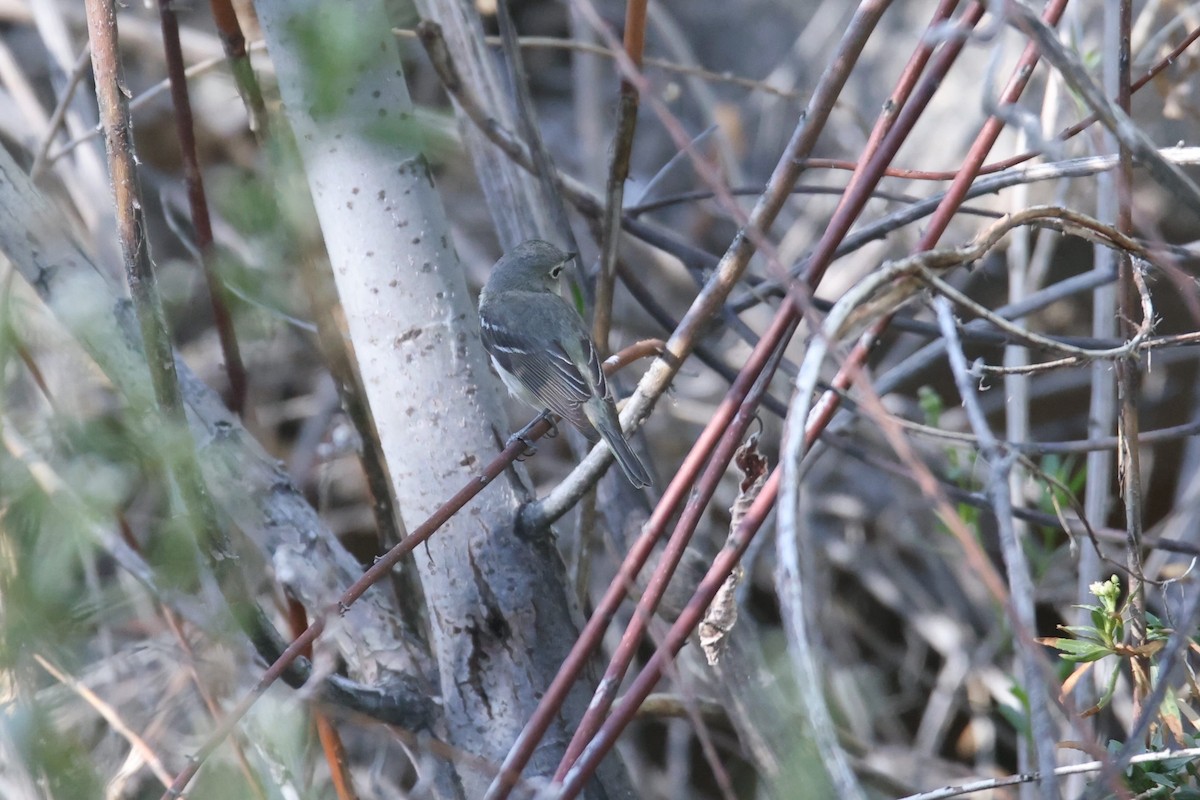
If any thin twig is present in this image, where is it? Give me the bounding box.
[629,181,1005,217]
[552,311,794,781]
[898,746,1200,800]
[893,409,1200,456]
[794,19,1200,182]
[29,45,90,181]
[822,424,1200,560]
[1005,0,1200,217]
[557,469,783,800]
[592,0,647,355]
[493,0,577,253]
[160,421,527,798]
[47,41,271,164]
[287,600,360,800]
[34,654,175,790]
[731,148,1200,312]
[207,0,268,134]
[821,208,1152,350]
[415,21,599,214]
[395,28,806,100]
[1111,0,1151,712]
[934,296,1059,797]
[566,0,798,288]
[157,0,249,415]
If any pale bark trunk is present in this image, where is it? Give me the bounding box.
[254,2,629,796]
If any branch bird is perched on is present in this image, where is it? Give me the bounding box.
[478,240,652,488]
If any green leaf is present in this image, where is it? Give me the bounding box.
[1048,638,1112,662]
[1057,625,1107,644]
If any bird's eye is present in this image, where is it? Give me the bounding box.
[550,264,564,279]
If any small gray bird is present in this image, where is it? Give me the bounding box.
[478,240,652,488]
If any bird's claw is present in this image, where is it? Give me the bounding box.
[506,432,538,459]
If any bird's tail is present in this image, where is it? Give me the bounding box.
[608,432,653,488]
[589,404,652,488]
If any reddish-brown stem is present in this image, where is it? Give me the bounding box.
[799,0,1072,455]
[158,0,249,415]
[207,0,247,58]
[558,0,1077,791]
[554,304,799,779]
[921,1,1069,252]
[558,467,784,799]
[206,0,269,134]
[845,0,962,193]
[552,0,968,780]
[799,19,1200,182]
[485,323,774,797]
[315,716,359,800]
[486,2,899,793]
[287,599,359,800]
[799,2,987,294]
[556,344,853,797]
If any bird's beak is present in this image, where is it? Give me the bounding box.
[564,251,578,263]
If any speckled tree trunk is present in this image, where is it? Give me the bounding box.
[253,2,631,797]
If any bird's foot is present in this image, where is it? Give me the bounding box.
[505,431,538,459]
[506,410,553,458]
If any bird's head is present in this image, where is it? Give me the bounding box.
[484,239,576,296]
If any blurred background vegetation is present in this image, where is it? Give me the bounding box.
[2,0,1200,798]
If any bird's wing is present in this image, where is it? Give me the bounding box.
[480,302,599,438]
